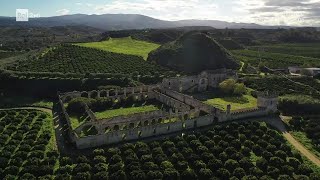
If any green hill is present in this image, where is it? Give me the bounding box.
[147,32,240,74]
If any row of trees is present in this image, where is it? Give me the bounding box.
[0,110,59,179]
[11,44,174,77]
[55,121,319,179]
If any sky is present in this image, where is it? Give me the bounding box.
[1,0,320,26]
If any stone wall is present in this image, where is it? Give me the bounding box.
[75,115,213,149]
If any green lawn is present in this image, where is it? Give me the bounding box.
[76,37,160,60]
[203,94,257,111]
[94,105,159,119]
[69,114,89,130]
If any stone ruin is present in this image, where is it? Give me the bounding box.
[57,68,278,149]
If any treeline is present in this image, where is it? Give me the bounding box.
[279,95,320,115]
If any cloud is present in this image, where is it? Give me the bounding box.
[56,9,70,15]
[234,0,320,26]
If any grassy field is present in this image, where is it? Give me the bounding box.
[76,37,160,60]
[94,105,159,119]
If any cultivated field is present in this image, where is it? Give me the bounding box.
[231,49,320,69]
[248,43,320,59]
[76,37,160,60]
[10,44,173,76]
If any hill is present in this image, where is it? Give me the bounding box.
[147,32,240,73]
[0,14,286,30]
[76,37,160,60]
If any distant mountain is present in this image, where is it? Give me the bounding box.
[0,14,290,30]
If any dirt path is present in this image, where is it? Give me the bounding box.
[265,117,320,167]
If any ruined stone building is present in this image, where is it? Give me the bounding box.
[58,68,278,149]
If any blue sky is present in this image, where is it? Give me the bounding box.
[1,0,320,26]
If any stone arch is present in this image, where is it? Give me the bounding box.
[109,90,116,96]
[144,120,149,126]
[144,95,149,100]
[113,125,120,131]
[64,96,72,103]
[122,124,128,130]
[182,123,186,129]
[105,127,110,133]
[151,119,156,125]
[90,91,98,98]
[81,92,89,98]
[80,125,98,136]
[200,78,206,84]
[129,123,135,129]
[100,91,107,97]
[122,133,126,140]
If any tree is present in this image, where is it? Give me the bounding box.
[163,169,180,180]
[233,167,246,179]
[181,169,197,180]
[130,170,146,180]
[198,168,213,180]
[219,79,236,94]
[217,168,231,180]
[234,83,246,95]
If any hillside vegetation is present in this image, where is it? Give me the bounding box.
[232,50,320,69]
[8,44,173,76]
[148,32,239,74]
[76,37,160,60]
[248,43,320,59]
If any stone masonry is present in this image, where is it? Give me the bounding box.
[58,68,278,149]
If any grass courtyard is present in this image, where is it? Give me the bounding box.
[192,91,257,111]
[76,37,160,60]
[94,105,159,119]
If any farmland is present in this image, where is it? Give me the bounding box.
[2,112,319,179]
[9,44,174,77]
[248,43,320,59]
[0,109,58,179]
[231,49,320,69]
[76,37,160,60]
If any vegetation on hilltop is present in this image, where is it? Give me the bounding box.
[148,32,240,74]
[76,37,160,60]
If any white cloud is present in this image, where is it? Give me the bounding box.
[56,9,70,15]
